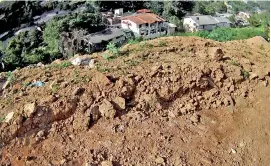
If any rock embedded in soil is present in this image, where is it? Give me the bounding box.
[190,114,200,123]
[88,105,101,121]
[155,156,165,164]
[99,99,116,119]
[4,112,14,123]
[121,85,135,99]
[112,96,126,110]
[24,102,37,118]
[209,47,224,61]
[73,114,90,131]
[101,160,113,166]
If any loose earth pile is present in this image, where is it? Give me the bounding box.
[0,36,269,166]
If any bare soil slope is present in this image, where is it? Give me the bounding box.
[0,36,269,166]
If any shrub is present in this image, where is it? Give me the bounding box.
[207,28,236,41]
[106,42,119,56]
[128,37,143,44]
[196,30,209,38]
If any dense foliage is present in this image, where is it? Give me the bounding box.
[193,1,227,15]
[174,27,267,42]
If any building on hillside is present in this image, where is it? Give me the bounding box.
[120,12,175,39]
[82,28,133,52]
[103,8,134,27]
[183,15,231,32]
[215,12,233,18]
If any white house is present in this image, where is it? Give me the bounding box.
[183,15,231,32]
[120,12,175,39]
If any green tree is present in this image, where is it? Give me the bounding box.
[144,1,164,16]
[249,14,261,27]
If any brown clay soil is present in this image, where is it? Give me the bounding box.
[0,36,269,166]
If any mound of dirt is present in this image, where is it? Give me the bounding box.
[0,36,269,165]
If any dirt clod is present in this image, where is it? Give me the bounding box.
[99,99,116,119]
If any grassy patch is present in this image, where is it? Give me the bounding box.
[23,81,31,87]
[0,116,5,123]
[47,61,72,69]
[128,37,144,44]
[229,60,240,66]
[172,27,266,41]
[51,84,59,93]
[124,59,140,66]
[242,69,250,79]
[5,72,16,85]
[158,41,167,47]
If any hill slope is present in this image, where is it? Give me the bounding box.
[0,36,269,165]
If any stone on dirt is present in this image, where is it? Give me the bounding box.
[190,114,200,123]
[209,47,224,61]
[71,57,93,66]
[101,160,113,166]
[24,102,37,118]
[89,106,101,121]
[155,156,165,164]
[121,85,135,99]
[73,114,90,131]
[35,130,45,142]
[99,99,116,119]
[112,96,126,110]
[4,112,14,123]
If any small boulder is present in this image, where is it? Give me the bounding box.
[99,100,116,119]
[73,114,90,131]
[24,102,37,118]
[209,47,224,61]
[36,62,44,67]
[155,156,165,164]
[190,114,200,123]
[4,112,14,123]
[121,85,135,99]
[101,161,113,166]
[112,96,126,110]
[89,59,95,68]
[89,106,101,121]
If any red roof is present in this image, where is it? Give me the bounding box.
[121,13,165,25]
[136,9,152,14]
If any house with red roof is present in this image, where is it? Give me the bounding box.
[120,9,176,39]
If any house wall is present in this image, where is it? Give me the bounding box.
[122,20,166,38]
[167,27,175,35]
[201,24,217,31]
[183,18,197,32]
[121,20,140,35]
[217,22,230,28]
[114,8,123,16]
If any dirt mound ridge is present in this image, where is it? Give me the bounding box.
[0,36,269,165]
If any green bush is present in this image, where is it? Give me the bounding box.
[207,28,236,41]
[195,30,210,38]
[128,37,143,44]
[106,42,119,56]
[173,27,265,42]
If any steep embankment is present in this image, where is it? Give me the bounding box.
[0,36,269,165]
